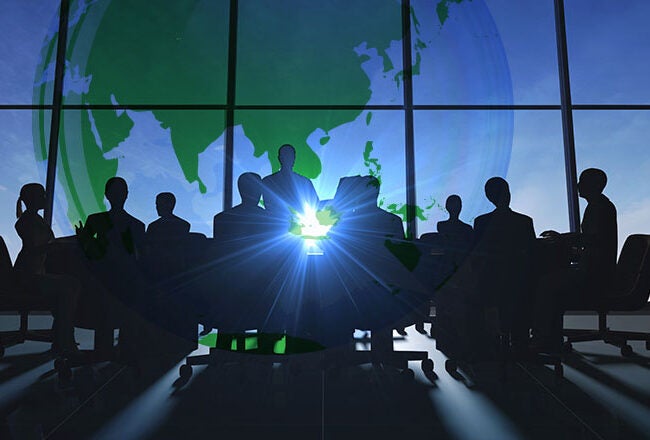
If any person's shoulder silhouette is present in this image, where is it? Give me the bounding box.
[340,175,404,241]
[261,144,318,216]
[473,177,535,250]
[437,194,473,237]
[213,172,269,241]
[577,168,617,283]
[146,192,191,239]
[80,177,145,258]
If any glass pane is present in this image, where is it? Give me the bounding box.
[415,110,568,235]
[412,0,543,105]
[61,0,230,105]
[0,110,51,261]
[484,0,559,104]
[574,111,650,252]
[0,0,60,105]
[507,111,568,233]
[566,1,650,104]
[233,110,406,225]
[53,109,225,238]
[236,0,403,105]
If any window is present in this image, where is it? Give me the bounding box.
[0,0,647,259]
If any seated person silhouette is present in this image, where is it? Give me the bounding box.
[206,172,276,349]
[532,168,617,352]
[473,177,536,355]
[261,144,319,230]
[334,175,409,348]
[213,172,269,242]
[12,183,80,354]
[143,192,193,284]
[437,194,474,266]
[437,195,473,237]
[338,175,405,242]
[146,192,190,238]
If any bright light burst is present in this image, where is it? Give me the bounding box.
[289,204,340,240]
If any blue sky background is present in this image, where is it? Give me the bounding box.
[0,0,649,260]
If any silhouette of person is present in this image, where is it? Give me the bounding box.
[532,168,617,351]
[473,177,536,355]
[13,183,80,354]
[437,194,474,267]
[340,175,405,242]
[335,175,409,346]
[437,195,473,237]
[206,173,276,349]
[74,177,147,354]
[146,192,190,238]
[261,144,319,228]
[76,177,146,261]
[213,172,268,242]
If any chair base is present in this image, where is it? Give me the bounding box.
[563,311,650,356]
[182,333,432,380]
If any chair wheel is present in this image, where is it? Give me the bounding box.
[621,345,634,357]
[562,342,573,354]
[445,359,457,374]
[401,368,415,382]
[421,358,434,373]
[179,364,193,379]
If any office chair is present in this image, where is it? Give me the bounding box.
[563,234,650,357]
[0,236,54,358]
[54,233,206,379]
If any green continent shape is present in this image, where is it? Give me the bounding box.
[436,0,467,25]
[62,0,230,218]
[235,0,402,177]
[384,239,422,272]
[60,0,404,215]
[315,206,341,227]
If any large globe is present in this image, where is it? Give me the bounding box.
[33,0,512,237]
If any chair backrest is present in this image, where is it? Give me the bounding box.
[615,234,650,309]
[0,236,13,273]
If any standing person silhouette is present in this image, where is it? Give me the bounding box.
[14,183,80,354]
[76,177,146,261]
[473,177,536,356]
[75,177,147,354]
[261,144,319,230]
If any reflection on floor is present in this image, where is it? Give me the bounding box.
[1,314,649,439]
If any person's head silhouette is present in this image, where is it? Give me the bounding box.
[105,177,128,211]
[16,183,46,218]
[155,192,176,217]
[484,177,511,209]
[238,172,262,205]
[445,195,462,220]
[278,144,296,171]
[577,168,607,201]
